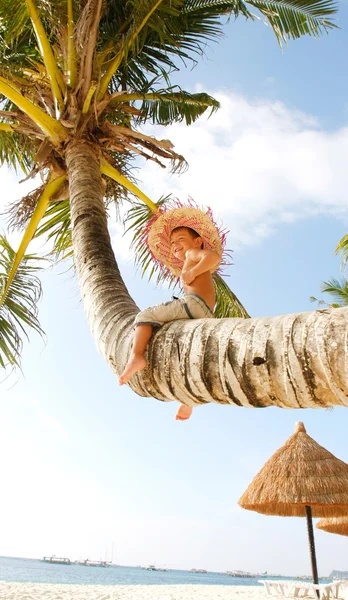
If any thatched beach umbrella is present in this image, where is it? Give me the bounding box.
[238,422,348,585]
[316,516,348,536]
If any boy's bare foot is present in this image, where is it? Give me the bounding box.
[119,355,147,385]
[175,404,193,421]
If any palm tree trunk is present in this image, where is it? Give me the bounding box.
[66,140,348,410]
[66,139,138,376]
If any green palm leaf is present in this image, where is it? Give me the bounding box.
[320,277,348,306]
[246,0,337,44]
[102,0,337,96]
[0,128,35,174]
[0,0,67,45]
[335,233,348,271]
[183,0,252,17]
[101,1,253,93]
[0,235,44,368]
[213,273,250,318]
[312,233,348,308]
[0,0,30,44]
[136,90,220,125]
[125,197,174,285]
[310,277,348,308]
[109,88,220,124]
[35,199,73,260]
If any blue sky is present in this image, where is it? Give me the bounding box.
[1,4,348,577]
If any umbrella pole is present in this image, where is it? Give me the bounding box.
[305,505,319,589]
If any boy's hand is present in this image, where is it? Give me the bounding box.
[181,269,196,285]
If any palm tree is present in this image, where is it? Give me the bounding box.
[311,278,348,308]
[0,0,342,410]
[311,235,348,308]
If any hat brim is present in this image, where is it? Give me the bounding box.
[148,207,223,277]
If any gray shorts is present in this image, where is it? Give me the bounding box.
[134,293,214,327]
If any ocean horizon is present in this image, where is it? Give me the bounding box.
[0,556,318,586]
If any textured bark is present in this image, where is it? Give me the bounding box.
[134,306,348,408]
[67,140,348,410]
[66,139,138,375]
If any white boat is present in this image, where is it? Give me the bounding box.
[76,559,109,567]
[42,556,71,565]
[224,570,256,578]
[190,568,208,573]
[145,564,169,571]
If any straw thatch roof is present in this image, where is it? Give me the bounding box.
[238,422,348,517]
[316,516,348,536]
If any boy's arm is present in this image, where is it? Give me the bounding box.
[182,249,221,284]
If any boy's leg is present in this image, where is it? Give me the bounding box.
[119,324,153,385]
[119,297,194,387]
[119,298,186,385]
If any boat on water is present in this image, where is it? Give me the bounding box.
[76,559,109,567]
[143,564,169,571]
[224,570,257,578]
[190,569,208,573]
[42,556,71,565]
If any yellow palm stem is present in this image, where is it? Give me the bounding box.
[0,174,66,308]
[82,83,97,114]
[1,77,21,93]
[67,0,77,88]
[0,76,66,145]
[100,158,159,213]
[98,52,123,98]
[25,0,66,114]
[95,41,114,69]
[0,123,16,132]
[98,0,164,98]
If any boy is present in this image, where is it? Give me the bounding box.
[119,205,224,421]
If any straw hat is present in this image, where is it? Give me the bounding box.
[316,516,348,536]
[238,422,348,517]
[145,200,228,277]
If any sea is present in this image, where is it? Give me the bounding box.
[0,556,269,586]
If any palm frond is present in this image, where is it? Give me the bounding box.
[309,294,342,308]
[0,235,44,368]
[246,0,338,45]
[102,0,337,93]
[1,174,66,304]
[183,0,252,17]
[213,273,250,318]
[0,0,30,44]
[309,295,329,307]
[0,128,35,174]
[335,233,348,272]
[102,0,237,92]
[125,197,177,286]
[135,89,220,125]
[319,277,348,307]
[0,0,70,49]
[35,199,73,260]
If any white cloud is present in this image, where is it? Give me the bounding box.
[136,90,348,248]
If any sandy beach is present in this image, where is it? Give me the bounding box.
[0,583,267,600]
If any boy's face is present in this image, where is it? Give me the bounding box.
[170,228,202,261]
